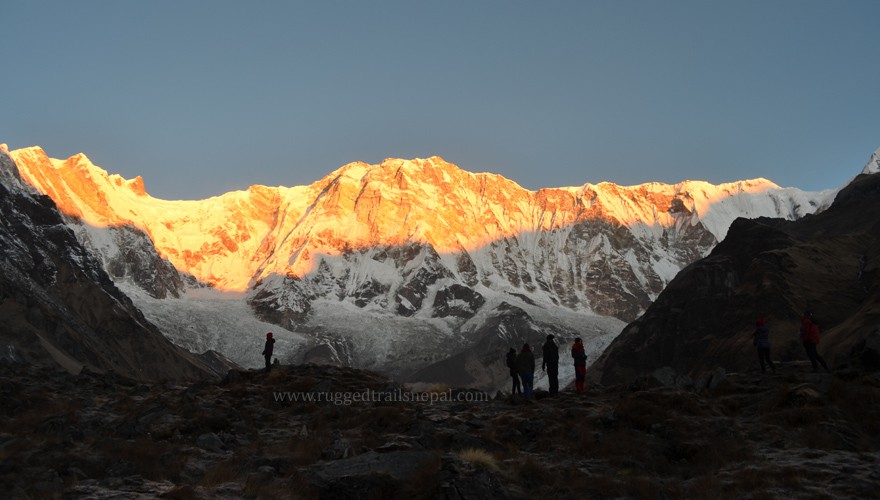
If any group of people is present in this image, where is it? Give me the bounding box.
[752,309,830,373]
[505,335,589,397]
[503,307,832,398]
[264,309,832,384]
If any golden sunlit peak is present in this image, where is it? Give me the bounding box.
[127,176,147,196]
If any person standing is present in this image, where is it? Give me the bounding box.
[801,312,829,372]
[752,317,776,373]
[516,343,535,398]
[571,338,587,393]
[506,348,522,396]
[542,334,559,395]
[262,332,275,373]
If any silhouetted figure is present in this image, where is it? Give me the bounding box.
[857,253,866,281]
[506,348,522,396]
[542,334,559,395]
[516,344,535,397]
[571,338,587,392]
[752,317,775,373]
[801,311,829,372]
[857,253,868,293]
[262,332,275,373]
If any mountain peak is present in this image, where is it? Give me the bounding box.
[127,175,147,196]
[864,147,880,175]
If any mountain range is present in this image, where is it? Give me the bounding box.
[2,142,878,499]
[1,145,843,388]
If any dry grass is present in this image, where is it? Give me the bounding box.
[729,463,806,496]
[620,476,662,499]
[591,429,667,472]
[685,474,723,499]
[827,378,880,436]
[200,459,241,486]
[688,437,755,471]
[457,447,500,472]
[258,432,331,466]
[4,396,78,435]
[264,369,290,385]
[158,485,201,499]
[730,466,772,492]
[180,413,232,435]
[614,392,670,431]
[310,403,412,434]
[426,383,452,394]
[565,471,667,499]
[242,473,309,499]
[395,454,442,500]
[800,424,837,450]
[95,437,189,481]
[516,457,551,491]
[774,465,805,488]
[290,435,332,465]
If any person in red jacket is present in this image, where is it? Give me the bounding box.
[571,338,587,392]
[801,311,829,372]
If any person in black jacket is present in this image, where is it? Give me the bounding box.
[571,338,587,393]
[542,334,559,395]
[752,317,775,373]
[516,344,536,398]
[262,332,275,373]
[505,348,522,396]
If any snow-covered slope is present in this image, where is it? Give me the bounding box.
[864,147,880,175]
[0,145,222,381]
[7,146,837,384]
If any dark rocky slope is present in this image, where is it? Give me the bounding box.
[590,171,880,386]
[0,149,224,381]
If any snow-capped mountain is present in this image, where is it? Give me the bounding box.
[0,145,225,381]
[6,146,835,388]
[864,147,880,175]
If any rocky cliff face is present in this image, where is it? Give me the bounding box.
[590,168,880,385]
[0,147,222,381]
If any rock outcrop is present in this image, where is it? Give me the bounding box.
[591,169,880,385]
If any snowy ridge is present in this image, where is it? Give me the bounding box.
[10,148,829,291]
[864,147,880,175]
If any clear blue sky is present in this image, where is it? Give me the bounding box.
[2,1,878,200]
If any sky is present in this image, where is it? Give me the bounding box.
[2,1,878,200]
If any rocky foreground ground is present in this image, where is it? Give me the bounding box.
[1,360,879,499]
